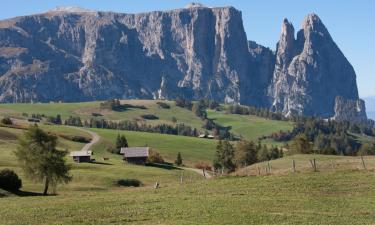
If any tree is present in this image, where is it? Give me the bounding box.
[1,117,13,125]
[213,140,235,172]
[235,140,258,167]
[0,169,22,191]
[192,100,207,119]
[55,114,62,125]
[175,152,183,166]
[257,144,270,162]
[289,134,313,154]
[357,143,375,156]
[147,149,164,164]
[15,125,71,195]
[115,134,129,154]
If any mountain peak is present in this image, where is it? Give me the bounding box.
[301,13,329,34]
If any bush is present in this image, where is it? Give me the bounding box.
[357,143,375,156]
[194,162,212,170]
[116,179,142,187]
[59,135,91,143]
[141,114,159,120]
[147,149,164,164]
[1,117,13,125]
[106,146,119,154]
[0,169,22,191]
[156,102,170,109]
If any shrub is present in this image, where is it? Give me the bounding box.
[106,146,119,154]
[1,117,13,125]
[0,169,22,191]
[357,143,375,156]
[156,102,170,109]
[147,149,164,164]
[60,135,91,143]
[116,179,142,187]
[141,114,159,120]
[194,162,211,170]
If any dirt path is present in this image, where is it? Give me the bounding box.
[70,127,100,152]
[183,167,212,179]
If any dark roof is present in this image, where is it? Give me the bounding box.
[121,147,149,158]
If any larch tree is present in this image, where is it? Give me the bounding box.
[15,125,71,195]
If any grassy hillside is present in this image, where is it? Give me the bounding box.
[207,110,293,141]
[0,170,374,224]
[0,100,206,130]
[0,126,203,195]
[236,154,375,176]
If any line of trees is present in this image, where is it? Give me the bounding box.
[213,140,283,173]
[270,118,374,156]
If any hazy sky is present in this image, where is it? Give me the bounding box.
[1,0,374,97]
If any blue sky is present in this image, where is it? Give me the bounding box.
[1,0,374,97]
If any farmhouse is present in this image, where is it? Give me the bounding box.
[121,147,149,165]
[69,150,92,163]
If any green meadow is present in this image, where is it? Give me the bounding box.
[0,170,374,225]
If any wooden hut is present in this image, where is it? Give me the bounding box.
[70,151,92,163]
[121,147,149,165]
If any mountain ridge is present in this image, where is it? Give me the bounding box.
[0,5,367,121]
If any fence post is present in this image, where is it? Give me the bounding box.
[257,166,261,175]
[313,158,317,172]
[360,156,367,170]
[180,172,184,184]
[331,160,334,170]
[267,161,271,174]
[203,168,206,179]
[292,159,296,173]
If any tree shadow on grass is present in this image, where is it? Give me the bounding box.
[146,162,182,170]
[11,190,56,197]
[91,161,114,166]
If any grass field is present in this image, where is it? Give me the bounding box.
[0,100,206,130]
[90,128,217,166]
[207,110,294,141]
[0,170,374,224]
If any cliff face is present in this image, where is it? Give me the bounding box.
[0,6,367,120]
[267,14,366,120]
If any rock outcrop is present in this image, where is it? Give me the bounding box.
[0,6,366,120]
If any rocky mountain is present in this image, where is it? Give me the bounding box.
[0,5,367,121]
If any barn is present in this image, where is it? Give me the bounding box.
[121,147,149,165]
[70,151,92,163]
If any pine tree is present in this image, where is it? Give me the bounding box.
[116,134,128,154]
[175,152,183,166]
[235,140,258,167]
[213,140,235,172]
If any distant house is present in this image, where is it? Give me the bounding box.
[70,151,92,163]
[198,134,215,139]
[121,147,149,165]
